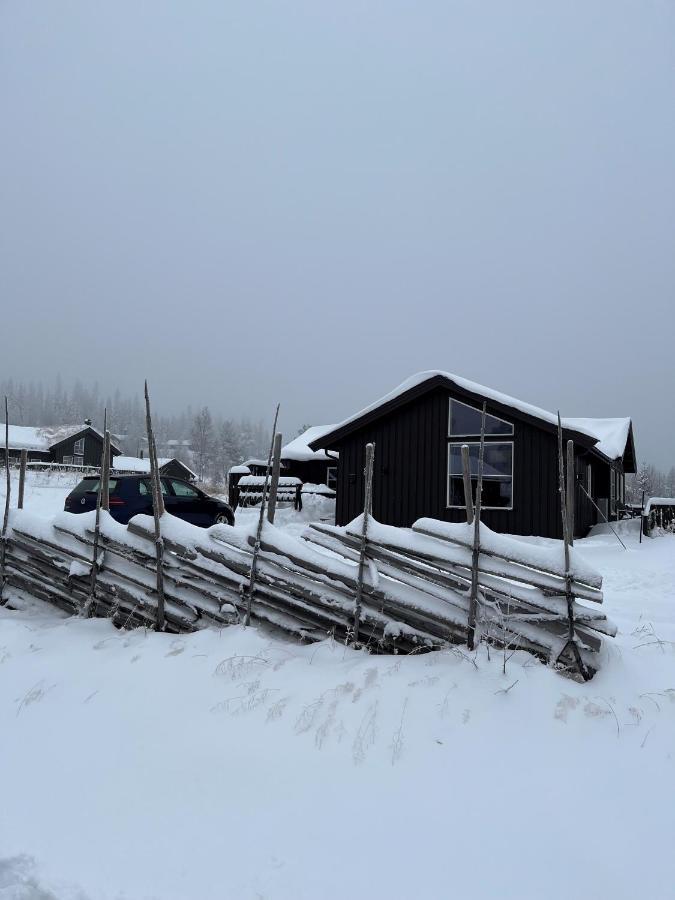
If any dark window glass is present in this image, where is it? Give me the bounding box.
[73,477,119,495]
[449,399,513,437]
[448,443,512,477]
[447,442,513,509]
[448,476,512,509]
[326,466,337,490]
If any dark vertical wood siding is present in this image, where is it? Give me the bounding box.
[330,386,610,539]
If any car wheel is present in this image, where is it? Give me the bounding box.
[214,513,231,525]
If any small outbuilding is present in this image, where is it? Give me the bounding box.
[243,426,338,490]
[309,371,637,540]
[112,456,197,481]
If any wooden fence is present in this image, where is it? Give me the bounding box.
[0,506,612,678]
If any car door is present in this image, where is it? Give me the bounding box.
[164,478,206,525]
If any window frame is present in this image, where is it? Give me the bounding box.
[73,438,85,456]
[446,440,514,511]
[326,466,337,491]
[448,398,514,439]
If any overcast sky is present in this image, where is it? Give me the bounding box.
[1,1,673,466]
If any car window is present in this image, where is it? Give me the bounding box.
[75,477,118,495]
[141,478,170,496]
[170,479,200,498]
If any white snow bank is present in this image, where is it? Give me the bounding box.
[1,529,675,900]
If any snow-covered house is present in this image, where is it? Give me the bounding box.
[0,421,122,468]
[309,372,637,540]
[244,426,338,490]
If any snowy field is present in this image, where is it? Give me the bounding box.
[1,478,675,898]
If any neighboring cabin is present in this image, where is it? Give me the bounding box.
[112,456,197,481]
[309,371,637,540]
[243,426,338,489]
[0,421,122,468]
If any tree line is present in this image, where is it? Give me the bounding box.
[0,377,270,486]
[627,463,675,504]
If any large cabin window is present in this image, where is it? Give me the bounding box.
[447,442,513,509]
[447,399,514,510]
[449,399,513,438]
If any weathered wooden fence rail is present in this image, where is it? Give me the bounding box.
[1,507,613,677]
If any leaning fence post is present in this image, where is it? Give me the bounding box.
[86,410,109,618]
[353,442,375,646]
[467,403,486,651]
[267,432,283,524]
[557,413,588,681]
[566,440,575,546]
[461,444,474,525]
[244,404,280,626]
[145,382,166,632]
[18,449,27,510]
[0,398,10,602]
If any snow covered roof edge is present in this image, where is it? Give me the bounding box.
[308,371,633,463]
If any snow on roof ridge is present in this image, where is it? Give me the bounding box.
[281,425,338,462]
[311,371,632,461]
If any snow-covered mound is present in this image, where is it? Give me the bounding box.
[1,529,674,899]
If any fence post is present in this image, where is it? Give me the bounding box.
[144,382,166,632]
[557,413,588,681]
[0,398,10,602]
[467,403,486,651]
[86,410,109,617]
[566,440,575,546]
[639,490,645,543]
[244,404,280,626]
[101,429,111,512]
[267,433,283,524]
[461,444,474,525]
[353,442,375,646]
[18,449,27,510]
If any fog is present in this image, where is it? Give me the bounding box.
[1,2,673,466]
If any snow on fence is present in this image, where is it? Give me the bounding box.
[0,506,613,678]
[235,475,303,509]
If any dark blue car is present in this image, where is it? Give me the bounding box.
[65,474,235,527]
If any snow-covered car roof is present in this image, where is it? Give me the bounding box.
[309,371,634,464]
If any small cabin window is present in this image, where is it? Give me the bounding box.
[447,442,513,510]
[586,463,592,497]
[73,438,85,455]
[326,466,337,491]
[449,399,513,437]
[63,456,74,465]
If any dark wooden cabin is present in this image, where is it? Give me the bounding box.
[1,421,122,468]
[309,372,637,540]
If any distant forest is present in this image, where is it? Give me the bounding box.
[0,377,271,485]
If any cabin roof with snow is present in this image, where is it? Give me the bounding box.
[309,371,636,470]
[280,426,338,463]
[1,423,123,455]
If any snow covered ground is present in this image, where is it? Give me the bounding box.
[1,480,675,899]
